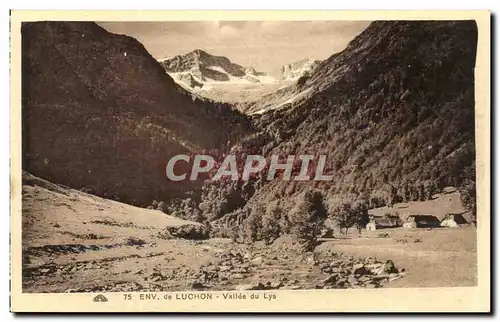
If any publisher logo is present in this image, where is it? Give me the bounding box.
[93,294,108,302]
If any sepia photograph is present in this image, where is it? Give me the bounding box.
[9,10,491,312]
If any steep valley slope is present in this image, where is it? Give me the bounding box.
[199,21,478,235]
[22,22,252,207]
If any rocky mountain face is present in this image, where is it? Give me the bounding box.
[159,49,269,86]
[196,21,478,236]
[236,59,321,115]
[161,49,247,78]
[281,58,321,80]
[22,22,252,206]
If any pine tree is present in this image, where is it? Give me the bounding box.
[289,191,328,251]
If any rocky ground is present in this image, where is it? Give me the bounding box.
[21,175,476,293]
[22,238,406,293]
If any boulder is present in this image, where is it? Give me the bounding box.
[191,282,206,290]
[159,224,209,240]
[237,282,266,291]
[353,263,371,276]
[231,273,245,279]
[123,237,147,247]
[382,260,398,274]
[250,256,264,266]
[322,274,338,285]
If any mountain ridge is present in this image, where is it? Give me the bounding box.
[159,49,270,85]
[281,58,321,80]
[197,20,478,236]
[22,21,252,206]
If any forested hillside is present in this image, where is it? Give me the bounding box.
[22,22,252,205]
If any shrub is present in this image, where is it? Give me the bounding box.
[158,224,209,240]
[157,201,167,212]
[164,197,205,222]
[418,183,426,201]
[369,190,386,208]
[460,179,476,217]
[459,164,476,219]
[242,204,265,243]
[385,184,399,207]
[261,202,283,244]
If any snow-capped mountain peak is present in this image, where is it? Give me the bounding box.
[281,58,321,80]
[159,50,271,86]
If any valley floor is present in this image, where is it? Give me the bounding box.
[317,227,477,288]
[21,175,477,293]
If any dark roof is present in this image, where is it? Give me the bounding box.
[443,213,468,224]
[406,215,439,221]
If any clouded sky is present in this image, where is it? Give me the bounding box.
[98,21,370,75]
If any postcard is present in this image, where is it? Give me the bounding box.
[10,10,491,312]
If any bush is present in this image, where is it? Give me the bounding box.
[157,201,167,212]
[158,224,209,240]
[164,197,205,222]
[243,210,263,243]
[459,164,476,219]
[385,184,399,207]
[261,202,283,244]
[369,190,386,208]
[460,179,476,217]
